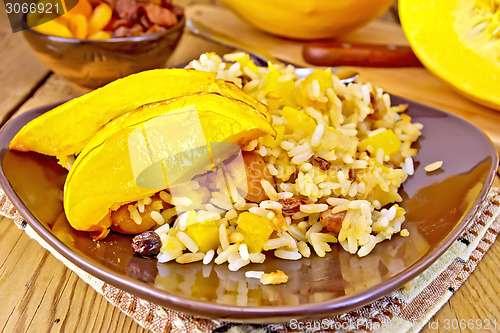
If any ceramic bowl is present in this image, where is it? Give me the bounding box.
[22,15,185,89]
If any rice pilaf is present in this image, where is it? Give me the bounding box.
[132,52,423,273]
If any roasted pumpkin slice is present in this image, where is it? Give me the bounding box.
[9,68,270,157]
[400,0,500,110]
[64,93,274,234]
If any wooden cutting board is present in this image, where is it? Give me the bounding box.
[186,4,500,153]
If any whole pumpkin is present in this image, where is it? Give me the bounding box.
[219,0,396,40]
[400,0,500,110]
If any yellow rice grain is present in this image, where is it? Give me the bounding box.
[203,250,215,264]
[159,191,171,203]
[176,252,204,264]
[300,204,328,214]
[297,241,311,258]
[219,224,229,250]
[177,231,198,253]
[150,211,165,225]
[249,253,266,263]
[128,205,142,225]
[215,244,238,265]
[260,270,288,285]
[424,160,443,172]
[261,179,279,201]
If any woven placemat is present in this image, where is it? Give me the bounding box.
[1,187,499,333]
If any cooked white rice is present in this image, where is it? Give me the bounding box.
[129,52,423,276]
[424,160,443,172]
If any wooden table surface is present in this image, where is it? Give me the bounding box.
[1,3,500,332]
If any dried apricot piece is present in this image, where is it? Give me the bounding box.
[34,20,73,38]
[88,3,112,35]
[88,30,112,39]
[68,14,88,39]
[68,0,92,19]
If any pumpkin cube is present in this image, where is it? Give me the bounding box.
[236,212,275,253]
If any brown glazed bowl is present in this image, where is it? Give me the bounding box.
[22,15,185,89]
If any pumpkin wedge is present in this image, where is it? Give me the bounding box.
[9,69,270,157]
[400,0,500,110]
[64,93,274,234]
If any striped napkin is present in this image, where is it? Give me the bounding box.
[1,187,499,333]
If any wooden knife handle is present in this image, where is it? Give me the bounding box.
[303,41,422,67]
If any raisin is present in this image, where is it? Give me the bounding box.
[311,156,331,171]
[320,209,346,234]
[279,197,306,216]
[369,91,385,120]
[132,231,161,256]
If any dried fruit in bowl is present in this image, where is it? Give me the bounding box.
[28,0,184,39]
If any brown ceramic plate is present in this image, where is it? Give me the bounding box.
[0,97,497,322]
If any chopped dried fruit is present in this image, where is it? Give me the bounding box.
[88,30,112,39]
[320,209,346,234]
[68,0,93,19]
[260,270,289,285]
[240,151,276,203]
[236,212,275,253]
[359,129,402,156]
[88,3,113,35]
[143,3,177,26]
[28,0,183,39]
[33,20,73,38]
[185,221,219,253]
[115,0,137,19]
[68,14,88,39]
[311,156,331,171]
[278,197,306,216]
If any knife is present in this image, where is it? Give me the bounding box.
[185,17,359,83]
[303,40,422,67]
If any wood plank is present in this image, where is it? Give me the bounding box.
[0,11,51,123]
[0,219,147,333]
